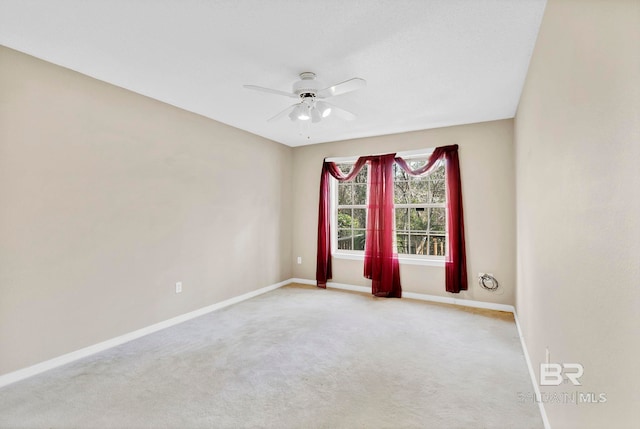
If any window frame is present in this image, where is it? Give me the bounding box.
[330,151,446,267]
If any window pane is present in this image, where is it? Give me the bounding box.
[338,208,354,229]
[430,179,445,203]
[409,160,427,170]
[395,208,408,231]
[337,163,354,176]
[355,166,368,183]
[338,183,352,205]
[394,181,410,204]
[427,235,446,256]
[393,163,402,179]
[431,164,445,180]
[409,208,428,231]
[396,233,409,254]
[337,238,352,250]
[338,228,351,239]
[410,234,428,255]
[410,179,429,203]
[353,229,366,250]
[337,229,353,251]
[395,166,409,181]
[429,207,446,232]
[353,208,366,229]
[353,184,367,205]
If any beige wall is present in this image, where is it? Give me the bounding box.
[515,0,640,427]
[292,120,516,305]
[0,46,292,375]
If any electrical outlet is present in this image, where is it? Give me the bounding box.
[297,256,302,264]
[175,282,182,294]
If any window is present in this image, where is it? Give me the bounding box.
[393,160,446,257]
[335,163,368,251]
[333,156,446,259]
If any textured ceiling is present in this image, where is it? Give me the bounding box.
[0,0,546,147]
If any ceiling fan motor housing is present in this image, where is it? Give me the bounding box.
[293,72,321,98]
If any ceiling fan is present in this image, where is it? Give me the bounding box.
[243,72,366,123]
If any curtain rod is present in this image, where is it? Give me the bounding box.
[324,147,435,163]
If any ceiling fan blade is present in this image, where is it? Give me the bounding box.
[267,103,299,122]
[325,102,357,121]
[243,85,298,99]
[317,77,366,99]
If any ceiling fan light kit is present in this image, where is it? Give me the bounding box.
[290,103,311,121]
[244,72,365,124]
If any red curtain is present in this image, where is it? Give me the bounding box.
[316,145,466,295]
[316,159,368,287]
[316,164,332,288]
[363,155,401,297]
[395,145,467,293]
[316,156,400,296]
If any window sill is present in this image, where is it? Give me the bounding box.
[333,252,445,267]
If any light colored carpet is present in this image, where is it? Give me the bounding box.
[0,284,543,428]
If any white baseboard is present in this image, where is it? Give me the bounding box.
[290,278,515,313]
[0,279,292,389]
[513,311,551,429]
